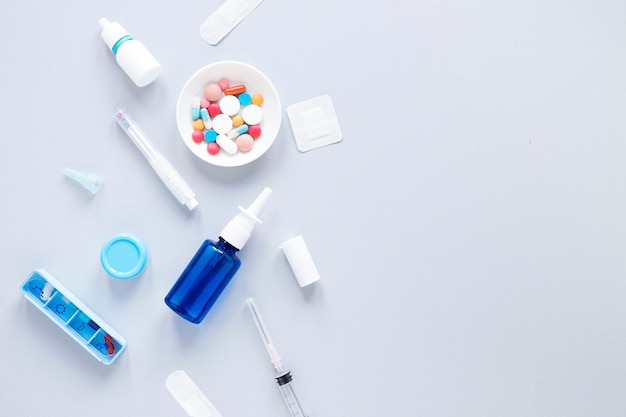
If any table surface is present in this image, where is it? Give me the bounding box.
[2,1,626,416]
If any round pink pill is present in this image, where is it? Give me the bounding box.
[207,142,220,155]
[204,83,222,102]
[192,130,204,143]
[218,77,230,90]
[208,103,221,117]
[200,98,210,108]
[248,125,261,139]
[236,134,254,152]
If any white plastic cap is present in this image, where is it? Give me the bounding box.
[185,197,199,210]
[280,235,320,287]
[98,18,128,50]
[220,187,272,250]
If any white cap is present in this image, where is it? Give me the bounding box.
[98,17,161,87]
[280,235,320,287]
[185,197,199,210]
[220,187,272,250]
[98,18,128,50]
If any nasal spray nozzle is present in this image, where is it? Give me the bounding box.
[220,187,272,250]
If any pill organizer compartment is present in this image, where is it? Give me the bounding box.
[21,269,127,365]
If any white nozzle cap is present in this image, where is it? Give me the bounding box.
[185,197,199,210]
[220,187,272,250]
[64,167,103,194]
[98,18,129,51]
[280,235,320,287]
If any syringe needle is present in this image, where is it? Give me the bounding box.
[246,297,283,371]
[246,298,309,417]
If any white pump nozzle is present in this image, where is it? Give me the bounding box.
[220,187,272,250]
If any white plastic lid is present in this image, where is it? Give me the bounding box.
[280,235,320,287]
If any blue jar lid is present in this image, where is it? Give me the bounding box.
[100,234,148,279]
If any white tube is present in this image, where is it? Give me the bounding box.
[114,108,199,210]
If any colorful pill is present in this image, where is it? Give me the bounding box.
[251,93,263,106]
[192,130,205,143]
[216,134,238,155]
[224,84,246,95]
[200,98,210,108]
[212,113,233,134]
[204,129,217,142]
[220,95,241,116]
[242,104,263,125]
[238,92,252,106]
[200,108,212,129]
[204,83,222,101]
[236,134,254,152]
[207,142,220,155]
[218,77,230,90]
[192,118,205,130]
[227,124,248,139]
[191,98,201,120]
[232,114,244,127]
[208,103,221,117]
[248,124,261,139]
[104,334,116,355]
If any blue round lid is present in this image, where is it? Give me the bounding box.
[100,234,148,279]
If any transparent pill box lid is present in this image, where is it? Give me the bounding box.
[21,269,127,365]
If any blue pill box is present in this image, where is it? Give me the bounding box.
[21,269,127,365]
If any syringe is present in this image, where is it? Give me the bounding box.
[113,108,199,210]
[246,298,309,417]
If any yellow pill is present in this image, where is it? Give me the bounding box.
[192,119,205,130]
[251,93,264,106]
[232,114,244,127]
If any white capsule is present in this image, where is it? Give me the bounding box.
[200,108,212,129]
[216,134,238,155]
[227,124,249,139]
[191,98,201,120]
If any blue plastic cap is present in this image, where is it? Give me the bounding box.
[100,234,148,279]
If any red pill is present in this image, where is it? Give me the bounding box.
[218,77,230,90]
[224,84,246,95]
[207,142,220,155]
[248,124,261,139]
[208,103,221,117]
[104,334,115,355]
[192,130,204,143]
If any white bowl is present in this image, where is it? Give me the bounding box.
[176,61,282,167]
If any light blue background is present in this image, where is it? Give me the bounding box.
[1,1,626,416]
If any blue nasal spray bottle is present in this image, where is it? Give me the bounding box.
[165,187,272,323]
